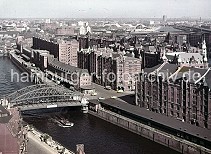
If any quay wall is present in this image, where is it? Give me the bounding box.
[89,109,211,154]
[9,53,30,74]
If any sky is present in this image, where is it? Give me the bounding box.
[0,0,210,18]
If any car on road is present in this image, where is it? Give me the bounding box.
[111,96,117,99]
[98,97,105,100]
[117,90,124,93]
[105,86,111,90]
[91,92,97,96]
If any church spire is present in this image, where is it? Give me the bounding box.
[162,49,167,62]
[202,39,207,62]
[177,54,182,63]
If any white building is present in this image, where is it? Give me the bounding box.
[45,19,51,24]
[87,26,92,33]
[79,22,92,35]
[80,25,87,35]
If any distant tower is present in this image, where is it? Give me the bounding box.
[177,54,182,65]
[109,52,113,58]
[131,51,135,58]
[122,49,126,55]
[87,26,92,34]
[163,15,167,22]
[78,21,84,27]
[45,19,51,24]
[162,49,168,62]
[139,53,142,60]
[79,25,86,35]
[202,39,208,63]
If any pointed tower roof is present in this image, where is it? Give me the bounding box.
[87,46,91,52]
[204,56,208,62]
[109,52,113,58]
[178,54,182,63]
[131,51,135,58]
[202,39,207,49]
[202,38,207,62]
[162,50,167,61]
[139,54,142,60]
[122,49,126,55]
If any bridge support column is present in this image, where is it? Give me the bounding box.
[0,98,10,109]
[81,105,88,113]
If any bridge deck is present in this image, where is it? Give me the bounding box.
[5,84,88,111]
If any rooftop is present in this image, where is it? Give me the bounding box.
[155,26,182,33]
[143,62,211,87]
[49,59,89,75]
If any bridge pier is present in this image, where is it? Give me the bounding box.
[81,98,89,113]
[0,98,10,109]
[81,105,88,113]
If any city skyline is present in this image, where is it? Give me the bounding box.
[0,0,211,19]
[1,2,211,153]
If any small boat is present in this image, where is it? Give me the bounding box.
[59,119,74,128]
[53,115,74,128]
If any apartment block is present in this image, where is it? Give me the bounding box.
[78,47,142,91]
[32,37,78,67]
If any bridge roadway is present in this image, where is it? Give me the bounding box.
[4,84,89,112]
[15,101,83,111]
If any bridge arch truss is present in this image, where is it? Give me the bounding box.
[6,84,82,107]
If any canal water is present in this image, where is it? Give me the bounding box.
[0,57,179,154]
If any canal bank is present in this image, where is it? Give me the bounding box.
[9,50,31,74]
[1,53,181,154]
[27,125,75,154]
[88,99,211,154]
[28,132,58,154]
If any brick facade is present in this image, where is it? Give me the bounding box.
[136,63,211,129]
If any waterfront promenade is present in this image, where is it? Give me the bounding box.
[27,126,74,154]
[28,132,58,154]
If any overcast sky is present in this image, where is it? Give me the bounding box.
[0,0,210,18]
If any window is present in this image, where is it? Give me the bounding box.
[193,107,197,113]
[177,113,179,117]
[177,105,180,110]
